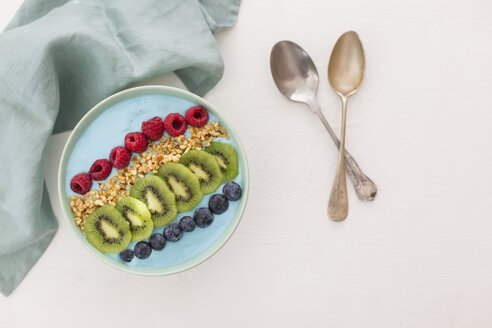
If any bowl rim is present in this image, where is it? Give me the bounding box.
[57,85,249,275]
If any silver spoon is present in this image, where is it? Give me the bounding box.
[270,40,377,205]
[327,31,367,221]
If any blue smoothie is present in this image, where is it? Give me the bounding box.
[65,95,243,269]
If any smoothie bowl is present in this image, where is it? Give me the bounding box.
[58,86,249,275]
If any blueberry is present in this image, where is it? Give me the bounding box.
[119,249,134,262]
[222,182,242,201]
[134,241,152,259]
[164,223,183,242]
[179,216,196,232]
[194,207,214,228]
[149,233,166,250]
[208,194,229,214]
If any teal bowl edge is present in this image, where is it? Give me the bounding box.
[57,85,250,275]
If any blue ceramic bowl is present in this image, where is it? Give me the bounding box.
[58,86,249,275]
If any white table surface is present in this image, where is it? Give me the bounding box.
[2,0,492,327]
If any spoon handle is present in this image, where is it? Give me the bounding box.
[328,95,349,221]
[307,99,377,201]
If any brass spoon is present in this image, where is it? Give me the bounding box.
[270,40,377,202]
[327,31,366,222]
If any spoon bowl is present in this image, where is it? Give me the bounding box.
[328,31,365,97]
[270,41,318,103]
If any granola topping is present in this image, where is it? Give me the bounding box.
[69,121,229,231]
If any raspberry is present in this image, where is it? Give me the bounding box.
[124,132,147,153]
[70,173,92,195]
[89,159,112,181]
[163,113,187,136]
[141,116,164,141]
[185,106,209,127]
[109,146,132,168]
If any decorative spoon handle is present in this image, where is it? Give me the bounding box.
[307,99,377,201]
[328,95,349,221]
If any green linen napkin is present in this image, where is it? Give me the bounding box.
[0,0,240,296]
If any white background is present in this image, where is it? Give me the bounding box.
[1,0,492,327]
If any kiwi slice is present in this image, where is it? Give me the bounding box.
[179,150,223,194]
[115,196,153,241]
[129,176,177,227]
[156,162,203,212]
[84,205,131,253]
[205,142,239,182]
